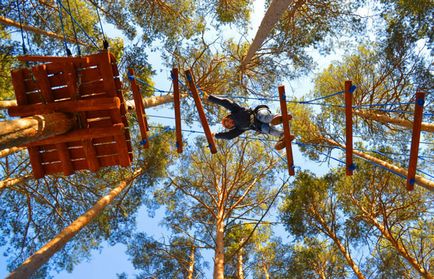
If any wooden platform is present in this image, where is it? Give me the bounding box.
[10,51,132,178]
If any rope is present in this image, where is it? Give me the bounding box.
[56,0,72,56]
[93,0,108,49]
[15,0,27,55]
[56,0,99,48]
[129,74,172,93]
[139,126,173,145]
[66,0,81,55]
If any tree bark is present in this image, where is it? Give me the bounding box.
[0,147,25,158]
[0,16,91,47]
[0,112,74,150]
[214,211,225,279]
[241,0,294,67]
[0,174,32,191]
[187,245,195,279]
[370,218,433,279]
[125,93,188,110]
[237,242,244,279]
[0,100,17,109]
[322,138,434,192]
[354,110,434,133]
[7,169,143,279]
[262,260,270,279]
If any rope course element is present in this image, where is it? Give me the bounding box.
[65,0,81,55]
[140,126,173,146]
[15,0,27,55]
[93,0,108,49]
[132,75,172,94]
[56,0,99,48]
[56,0,72,56]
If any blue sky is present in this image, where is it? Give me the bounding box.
[0,1,352,278]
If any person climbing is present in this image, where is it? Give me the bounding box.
[206,94,293,150]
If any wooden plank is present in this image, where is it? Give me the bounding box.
[32,64,54,103]
[98,155,119,167]
[71,159,88,171]
[40,148,60,163]
[47,72,69,88]
[11,70,28,105]
[28,147,44,178]
[87,119,114,128]
[97,51,117,96]
[345,81,354,176]
[172,68,183,153]
[78,67,102,83]
[94,143,118,156]
[42,162,63,175]
[80,80,106,96]
[114,124,130,167]
[128,68,149,148]
[56,143,74,176]
[67,146,86,160]
[278,85,295,176]
[25,125,125,147]
[407,92,426,191]
[9,97,121,117]
[184,69,217,154]
[83,139,99,172]
[18,55,89,64]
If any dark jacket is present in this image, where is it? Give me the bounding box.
[208,94,266,140]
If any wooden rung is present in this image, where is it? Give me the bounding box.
[278,85,295,176]
[407,92,426,191]
[185,69,217,154]
[8,97,121,117]
[172,68,183,153]
[32,64,54,103]
[25,124,125,147]
[127,68,149,148]
[56,143,74,176]
[345,80,354,176]
[11,70,28,105]
[28,147,44,179]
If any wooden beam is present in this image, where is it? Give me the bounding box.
[184,70,217,154]
[172,68,183,153]
[25,124,125,147]
[127,68,149,148]
[28,147,44,179]
[345,81,354,175]
[407,92,426,191]
[56,143,73,176]
[8,97,121,117]
[278,85,295,176]
[11,70,28,105]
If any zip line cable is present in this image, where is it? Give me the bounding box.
[15,0,27,55]
[65,0,81,55]
[93,0,108,49]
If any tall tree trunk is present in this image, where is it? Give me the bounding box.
[0,112,74,150]
[241,0,295,67]
[125,93,188,110]
[312,208,366,279]
[0,100,17,109]
[261,259,270,279]
[0,147,25,158]
[237,241,244,279]
[7,169,143,279]
[214,211,225,279]
[354,110,434,133]
[370,218,433,279]
[322,138,434,192]
[187,245,195,279]
[0,174,32,191]
[0,16,91,47]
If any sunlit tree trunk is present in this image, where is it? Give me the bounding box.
[241,0,294,67]
[0,174,32,191]
[237,242,244,279]
[0,16,91,46]
[214,210,225,279]
[187,245,195,279]
[370,218,433,278]
[7,169,143,279]
[125,93,188,110]
[0,113,74,150]
[322,138,434,192]
[0,100,17,109]
[354,110,434,133]
[0,147,25,158]
[262,260,270,279]
[311,207,366,279]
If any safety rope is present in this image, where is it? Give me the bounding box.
[56,0,72,56]
[66,0,81,55]
[15,0,27,55]
[93,0,108,49]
